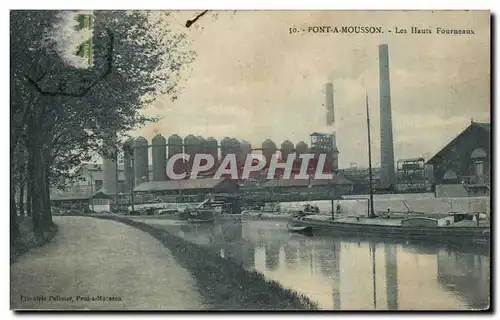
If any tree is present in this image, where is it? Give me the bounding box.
[10,10,195,238]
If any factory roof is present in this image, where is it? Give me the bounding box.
[133,178,229,192]
[80,163,154,181]
[397,157,425,163]
[50,189,115,201]
[310,132,332,137]
[261,173,353,188]
[475,122,491,132]
[426,121,491,165]
[50,190,92,201]
[82,163,154,172]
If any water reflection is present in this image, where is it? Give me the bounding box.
[384,244,398,310]
[159,220,489,310]
[264,244,280,271]
[437,249,490,309]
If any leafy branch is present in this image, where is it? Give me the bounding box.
[24,29,114,97]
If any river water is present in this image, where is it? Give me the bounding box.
[140,218,490,310]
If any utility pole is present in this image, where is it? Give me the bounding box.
[131,155,135,212]
[330,180,335,220]
[115,146,119,210]
[88,171,95,212]
[366,93,375,218]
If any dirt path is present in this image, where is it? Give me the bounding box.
[10,216,206,310]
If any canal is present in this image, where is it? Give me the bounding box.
[138,218,490,310]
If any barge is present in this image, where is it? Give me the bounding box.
[289,213,490,245]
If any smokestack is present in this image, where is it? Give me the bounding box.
[378,44,396,186]
[325,82,335,126]
[325,82,339,170]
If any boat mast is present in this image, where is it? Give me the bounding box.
[366,93,375,218]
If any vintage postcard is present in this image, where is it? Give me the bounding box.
[10,10,490,311]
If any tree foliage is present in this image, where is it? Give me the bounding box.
[10,10,195,238]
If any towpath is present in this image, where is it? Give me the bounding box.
[10,216,206,310]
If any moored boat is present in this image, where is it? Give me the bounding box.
[187,207,215,223]
[287,220,313,235]
[291,213,490,245]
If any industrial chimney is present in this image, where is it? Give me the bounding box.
[378,44,396,187]
[325,82,339,170]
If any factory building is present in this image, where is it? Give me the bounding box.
[49,163,154,211]
[396,158,431,193]
[133,177,239,204]
[426,121,490,197]
[339,167,382,194]
[246,173,353,203]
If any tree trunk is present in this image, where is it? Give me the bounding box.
[41,163,53,227]
[27,125,44,237]
[10,130,21,245]
[26,182,32,217]
[10,187,20,245]
[18,183,25,217]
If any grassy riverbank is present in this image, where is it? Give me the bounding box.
[11,217,58,263]
[84,214,318,310]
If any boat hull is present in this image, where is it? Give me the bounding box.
[293,217,490,245]
[287,220,313,234]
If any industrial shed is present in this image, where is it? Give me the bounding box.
[426,121,490,197]
[133,177,240,203]
[50,192,91,210]
[248,173,353,202]
[426,122,490,186]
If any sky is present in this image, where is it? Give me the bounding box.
[131,10,490,169]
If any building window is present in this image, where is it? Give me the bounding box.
[470,148,487,160]
[475,161,484,177]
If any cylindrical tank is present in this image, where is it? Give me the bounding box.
[295,141,308,155]
[262,139,277,167]
[184,135,199,156]
[195,136,210,176]
[227,138,240,171]
[152,134,167,181]
[230,138,240,159]
[167,134,184,177]
[184,135,199,173]
[281,140,294,162]
[221,137,232,161]
[101,131,117,195]
[123,138,134,191]
[102,156,117,195]
[197,136,206,155]
[293,141,309,174]
[206,137,219,163]
[133,136,149,186]
[239,140,252,165]
[167,134,183,159]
